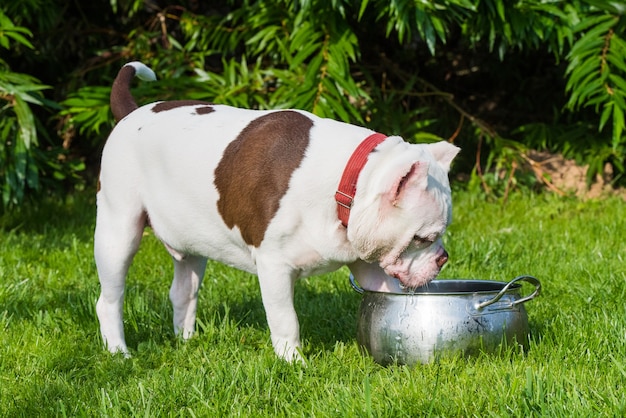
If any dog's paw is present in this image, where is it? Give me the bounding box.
[273,341,305,364]
[103,341,131,358]
[108,347,131,359]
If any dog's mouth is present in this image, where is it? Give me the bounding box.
[388,269,440,291]
[382,246,448,290]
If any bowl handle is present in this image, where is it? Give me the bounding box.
[349,274,365,294]
[476,275,542,310]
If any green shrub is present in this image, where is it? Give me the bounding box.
[2,1,626,207]
[0,11,50,208]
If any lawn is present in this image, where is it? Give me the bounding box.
[0,188,625,416]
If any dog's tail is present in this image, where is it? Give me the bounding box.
[110,62,157,122]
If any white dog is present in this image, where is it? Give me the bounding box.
[95,62,460,361]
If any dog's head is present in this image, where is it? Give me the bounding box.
[347,139,460,289]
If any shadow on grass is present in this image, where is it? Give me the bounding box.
[193,284,360,355]
[0,190,96,242]
[0,192,99,326]
[1,281,98,327]
[118,276,361,356]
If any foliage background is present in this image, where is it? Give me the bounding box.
[1,0,626,209]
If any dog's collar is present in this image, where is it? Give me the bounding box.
[335,133,388,228]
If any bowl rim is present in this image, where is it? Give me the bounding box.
[360,279,522,296]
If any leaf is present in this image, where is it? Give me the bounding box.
[581,0,626,15]
[60,86,113,135]
[612,101,624,149]
[496,0,506,21]
[412,132,445,143]
[413,8,441,55]
[3,32,34,49]
[609,74,626,94]
[290,41,322,70]
[565,56,599,93]
[568,35,606,62]
[610,33,626,54]
[566,68,604,109]
[599,101,614,132]
[0,11,34,50]
[606,54,626,75]
[358,0,370,20]
[579,77,606,104]
[246,25,281,55]
[570,13,615,34]
[14,96,37,149]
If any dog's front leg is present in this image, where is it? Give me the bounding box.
[169,255,207,339]
[257,262,302,362]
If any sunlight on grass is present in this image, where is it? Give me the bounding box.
[1,190,625,416]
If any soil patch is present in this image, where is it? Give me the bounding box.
[525,150,626,199]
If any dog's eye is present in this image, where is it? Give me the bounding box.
[414,235,432,245]
[413,235,436,248]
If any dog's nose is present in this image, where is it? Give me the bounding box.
[436,249,448,268]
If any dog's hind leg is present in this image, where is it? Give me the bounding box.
[94,196,146,356]
[169,254,207,339]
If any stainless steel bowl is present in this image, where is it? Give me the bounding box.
[351,275,541,365]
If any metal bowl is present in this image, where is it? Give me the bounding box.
[351,275,541,365]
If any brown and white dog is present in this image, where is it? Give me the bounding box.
[95,62,460,361]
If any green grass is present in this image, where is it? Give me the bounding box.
[1,189,625,417]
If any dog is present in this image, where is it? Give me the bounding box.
[95,62,460,361]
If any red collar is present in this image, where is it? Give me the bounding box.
[335,133,388,227]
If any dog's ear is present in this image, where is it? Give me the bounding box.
[387,161,429,206]
[427,141,460,172]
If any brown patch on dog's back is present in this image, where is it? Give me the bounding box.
[152,100,213,113]
[214,111,313,247]
[195,106,214,115]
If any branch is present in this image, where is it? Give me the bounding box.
[377,53,498,140]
